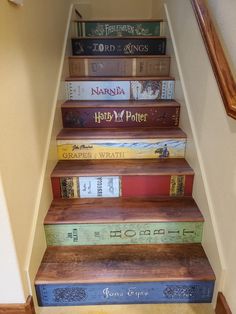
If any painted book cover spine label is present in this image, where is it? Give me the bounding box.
[71,38,166,56]
[60,176,121,199]
[36,281,214,306]
[69,57,170,77]
[55,175,192,199]
[77,22,162,37]
[62,106,180,128]
[57,139,186,160]
[45,222,203,246]
[66,80,174,101]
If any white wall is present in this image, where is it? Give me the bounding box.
[0,176,25,303]
[164,0,236,311]
[0,0,75,303]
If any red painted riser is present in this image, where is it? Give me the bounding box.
[122,175,193,197]
[61,106,180,128]
[51,175,194,199]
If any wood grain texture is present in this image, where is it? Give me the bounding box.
[74,36,166,40]
[61,101,180,128]
[191,0,236,119]
[35,244,215,284]
[44,197,204,224]
[56,127,186,140]
[66,76,174,81]
[215,292,232,314]
[74,19,164,23]
[51,159,194,177]
[61,100,180,108]
[69,55,169,59]
[0,296,35,314]
[69,56,170,77]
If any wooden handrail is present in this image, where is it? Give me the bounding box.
[191,0,236,119]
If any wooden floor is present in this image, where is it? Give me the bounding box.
[38,303,214,314]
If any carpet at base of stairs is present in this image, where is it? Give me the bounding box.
[37,303,214,314]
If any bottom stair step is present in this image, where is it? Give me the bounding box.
[35,244,215,306]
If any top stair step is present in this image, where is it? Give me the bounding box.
[75,20,164,37]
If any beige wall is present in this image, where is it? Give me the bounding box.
[0,0,74,302]
[165,0,236,312]
[151,0,165,18]
[77,0,153,19]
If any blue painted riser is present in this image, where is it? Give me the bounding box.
[36,281,214,306]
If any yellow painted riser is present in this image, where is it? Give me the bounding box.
[57,139,186,160]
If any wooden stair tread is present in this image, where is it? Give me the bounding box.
[51,159,194,177]
[44,197,203,224]
[57,127,186,140]
[35,244,215,284]
[61,100,180,109]
[69,55,170,59]
[75,19,164,22]
[73,36,166,40]
[66,76,174,81]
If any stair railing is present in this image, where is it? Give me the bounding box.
[191,0,236,119]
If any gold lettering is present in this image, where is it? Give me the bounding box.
[126,111,149,123]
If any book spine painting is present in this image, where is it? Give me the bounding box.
[51,175,193,199]
[66,80,175,101]
[62,106,180,128]
[71,38,166,56]
[77,21,162,37]
[57,139,186,160]
[36,281,214,306]
[69,57,170,77]
[44,222,203,246]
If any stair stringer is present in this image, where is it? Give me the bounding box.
[25,4,81,312]
[164,0,225,305]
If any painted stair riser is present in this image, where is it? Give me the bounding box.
[35,281,215,306]
[76,21,163,37]
[66,80,174,101]
[44,222,203,246]
[69,57,170,77]
[72,38,166,56]
[62,106,180,128]
[57,139,186,160]
[51,175,193,199]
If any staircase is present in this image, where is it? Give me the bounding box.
[35,18,215,308]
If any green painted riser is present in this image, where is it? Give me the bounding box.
[44,222,203,246]
[77,21,162,37]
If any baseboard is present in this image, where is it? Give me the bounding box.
[0,296,35,314]
[215,292,232,314]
